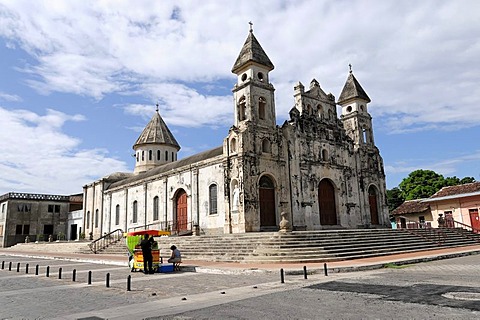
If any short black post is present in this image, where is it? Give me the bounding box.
[25,263,29,274]
[280,268,285,284]
[72,269,76,282]
[46,266,50,277]
[106,273,110,288]
[35,264,39,275]
[303,266,308,279]
[8,261,12,271]
[88,271,92,285]
[1,261,4,269]
[17,262,20,272]
[58,267,62,279]
[127,275,131,291]
[324,263,328,276]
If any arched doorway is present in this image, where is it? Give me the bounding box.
[259,176,276,228]
[318,179,337,225]
[368,186,379,225]
[175,189,188,232]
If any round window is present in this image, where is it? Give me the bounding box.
[241,73,247,81]
[258,72,264,81]
[346,106,352,112]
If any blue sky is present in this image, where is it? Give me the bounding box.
[0,0,479,195]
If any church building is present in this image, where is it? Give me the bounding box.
[83,27,388,238]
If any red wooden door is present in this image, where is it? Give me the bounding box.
[176,190,188,232]
[259,176,276,227]
[470,209,480,233]
[318,179,337,225]
[368,187,379,225]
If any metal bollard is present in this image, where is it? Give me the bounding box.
[324,263,328,276]
[8,262,12,271]
[35,264,39,275]
[303,266,308,279]
[106,273,110,288]
[46,266,50,277]
[280,268,285,284]
[127,275,131,291]
[17,262,20,272]
[88,271,92,285]
[58,267,62,279]
[72,269,76,282]
[25,263,29,274]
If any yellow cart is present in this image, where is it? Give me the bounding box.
[125,230,170,272]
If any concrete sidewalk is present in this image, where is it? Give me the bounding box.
[1,244,480,274]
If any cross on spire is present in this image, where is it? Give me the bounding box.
[155,103,159,113]
[349,63,352,73]
[249,21,253,33]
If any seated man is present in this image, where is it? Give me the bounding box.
[167,245,181,263]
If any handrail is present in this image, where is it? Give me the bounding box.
[448,219,480,234]
[89,229,124,254]
[397,215,446,245]
[127,220,195,236]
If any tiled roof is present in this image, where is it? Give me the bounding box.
[133,111,180,150]
[429,182,480,199]
[107,146,223,190]
[231,30,274,73]
[391,199,430,215]
[337,72,371,104]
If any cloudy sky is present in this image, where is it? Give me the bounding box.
[0,0,479,195]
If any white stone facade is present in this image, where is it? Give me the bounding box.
[83,30,388,238]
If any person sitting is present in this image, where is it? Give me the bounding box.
[168,245,181,264]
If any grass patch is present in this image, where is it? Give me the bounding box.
[383,263,411,269]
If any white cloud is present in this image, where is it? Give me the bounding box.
[0,107,128,194]
[0,91,22,102]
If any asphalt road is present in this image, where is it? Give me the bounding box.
[1,254,479,319]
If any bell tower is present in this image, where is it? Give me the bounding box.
[231,23,276,129]
[339,66,374,148]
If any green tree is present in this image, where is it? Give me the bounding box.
[386,187,404,212]
[460,177,475,184]
[398,169,445,200]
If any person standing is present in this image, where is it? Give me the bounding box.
[140,234,154,274]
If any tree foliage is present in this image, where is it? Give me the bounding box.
[387,170,476,210]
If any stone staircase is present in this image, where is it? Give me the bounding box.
[154,228,480,263]
[5,228,480,263]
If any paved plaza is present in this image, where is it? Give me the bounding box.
[1,249,480,319]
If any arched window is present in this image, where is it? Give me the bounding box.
[259,97,266,120]
[86,211,90,229]
[362,128,368,144]
[209,184,218,215]
[157,150,161,161]
[153,196,159,221]
[238,96,246,121]
[306,104,312,115]
[136,152,139,162]
[132,201,138,223]
[149,150,152,161]
[316,104,323,118]
[328,109,333,120]
[321,149,328,161]
[94,209,99,228]
[230,138,237,152]
[141,151,145,161]
[262,139,271,153]
[171,151,174,162]
[115,205,120,225]
[165,151,168,161]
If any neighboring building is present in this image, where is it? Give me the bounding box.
[67,193,84,241]
[424,182,480,230]
[391,199,432,228]
[83,28,389,238]
[0,192,83,247]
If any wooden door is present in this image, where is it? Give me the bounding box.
[259,176,276,227]
[470,209,480,233]
[318,179,337,225]
[176,190,188,232]
[368,186,379,225]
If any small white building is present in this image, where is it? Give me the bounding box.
[83,28,389,238]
